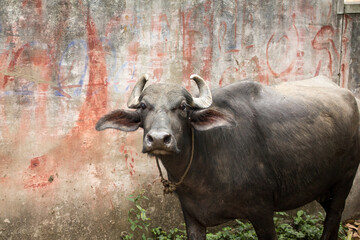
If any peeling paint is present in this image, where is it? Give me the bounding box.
[0,0,359,238]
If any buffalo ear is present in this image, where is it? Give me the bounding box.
[95,109,141,132]
[190,108,235,131]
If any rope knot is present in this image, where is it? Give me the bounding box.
[161,178,178,194]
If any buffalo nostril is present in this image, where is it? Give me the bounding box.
[147,135,154,143]
[163,134,171,144]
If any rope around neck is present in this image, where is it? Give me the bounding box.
[155,128,195,194]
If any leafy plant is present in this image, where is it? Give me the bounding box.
[150,211,350,240]
[274,211,324,239]
[151,226,187,240]
[123,190,352,239]
[122,189,151,240]
[206,221,257,240]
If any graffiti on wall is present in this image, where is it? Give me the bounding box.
[0,0,354,229]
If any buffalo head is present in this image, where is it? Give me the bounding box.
[96,75,234,156]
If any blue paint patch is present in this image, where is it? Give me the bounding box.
[114,61,128,93]
[131,63,136,80]
[54,90,64,96]
[57,40,88,97]
[100,37,117,84]
[228,44,238,50]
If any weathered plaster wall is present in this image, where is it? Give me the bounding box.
[343,12,360,221]
[0,0,359,238]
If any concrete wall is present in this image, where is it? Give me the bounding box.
[0,0,359,238]
[343,12,360,221]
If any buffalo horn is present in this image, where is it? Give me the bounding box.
[127,74,149,108]
[190,74,212,108]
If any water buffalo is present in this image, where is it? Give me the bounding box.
[96,74,360,240]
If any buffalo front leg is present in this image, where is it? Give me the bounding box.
[249,211,277,240]
[182,209,206,240]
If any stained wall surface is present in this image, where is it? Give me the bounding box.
[0,0,359,238]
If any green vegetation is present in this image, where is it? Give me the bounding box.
[122,189,151,240]
[121,190,350,240]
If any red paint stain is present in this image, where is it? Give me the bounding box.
[182,10,195,89]
[105,16,122,38]
[21,4,110,189]
[219,56,265,86]
[119,144,126,153]
[201,4,214,81]
[0,51,11,87]
[24,175,54,189]
[22,0,42,15]
[150,13,172,82]
[124,152,136,176]
[30,158,40,169]
[340,15,351,88]
[219,66,238,87]
[218,21,226,52]
[314,60,322,77]
[312,26,339,77]
[250,56,266,84]
[128,42,140,57]
[126,41,140,84]
[29,155,47,170]
[1,41,53,146]
[72,10,108,133]
[24,155,57,189]
[297,51,304,57]
[0,0,114,194]
[266,19,299,78]
[130,158,135,170]
[156,14,171,39]
[182,1,213,89]
[153,68,163,82]
[2,43,30,88]
[341,63,347,88]
[34,51,51,131]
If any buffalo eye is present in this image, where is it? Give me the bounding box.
[179,102,189,111]
[140,102,147,110]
